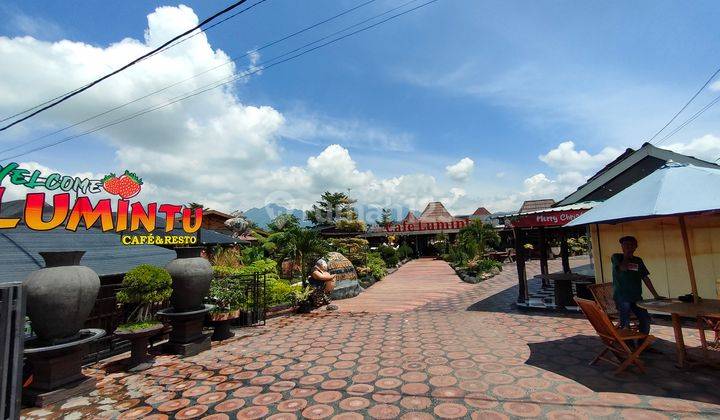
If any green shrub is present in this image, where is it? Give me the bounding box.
[238,258,278,276]
[378,245,399,267]
[366,252,387,281]
[213,265,242,278]
[211,246,243,268]
[474,258,502,274]
[117,264,172,324]
[448,242,471,266]
[206,276,244,313]
[241,246,265,265]
[266,279,299,307]
[568,236,590,256]
[397,243,413,260]
[335,219,367,232]
[329,238,369,267]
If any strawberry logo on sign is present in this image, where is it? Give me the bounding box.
[101,170,143,199]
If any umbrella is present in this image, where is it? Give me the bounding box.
[567,162,720,302]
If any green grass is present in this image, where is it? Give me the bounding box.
[117,321,161,331]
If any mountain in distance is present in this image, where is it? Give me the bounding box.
[243,204,309,229]
[244,203,419,229]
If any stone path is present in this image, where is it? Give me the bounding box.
[335,258,475,313]
[22,257,720,419]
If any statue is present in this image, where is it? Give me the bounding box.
[308,259,338,311]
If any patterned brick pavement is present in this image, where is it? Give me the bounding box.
[335,258,476,313]
[22,258,720,419]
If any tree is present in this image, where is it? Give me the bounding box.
[274,227,330,286]
[377,208,393,227]
[458,220,500,258]
[306,191,357,226]
[267,214,300,233]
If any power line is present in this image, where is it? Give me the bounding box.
[0,0,267,131]
[647,66,720,144]
[0,0,440,162]
[0,0,409,156]
[0,0,266,125]
[654,92,720,145]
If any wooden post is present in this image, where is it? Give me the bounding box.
[678,215,699,303]
[514,228,528,303]
[539,227,549,276]
[560,230,570,274]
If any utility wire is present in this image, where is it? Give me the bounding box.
[0,0,440,162]
[0,0,406,156]
[647,66,720,144]
[0,0,266,125]
[0,0,266,131]
[654,92,720,145]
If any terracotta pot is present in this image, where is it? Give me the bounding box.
[165,247,212,312]
[24,251,100,343]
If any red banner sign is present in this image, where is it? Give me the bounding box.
[510,209,587,228]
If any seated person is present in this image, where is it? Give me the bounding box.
[612,236,663,336]
[308,259,337,311]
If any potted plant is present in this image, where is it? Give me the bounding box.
[114,264,173,370]
[205,277,243,341]
[293,285,314,314]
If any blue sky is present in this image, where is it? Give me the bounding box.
[0,0,719,214]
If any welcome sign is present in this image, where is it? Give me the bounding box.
[0,162,202,244]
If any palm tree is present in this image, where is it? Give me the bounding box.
[459,220,500,258]
[275,227,330,286]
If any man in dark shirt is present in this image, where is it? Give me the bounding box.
[612,236,663,334]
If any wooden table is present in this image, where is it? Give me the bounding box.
[484,251,507,262]
[638,298,720,368]
[539,273,595,307]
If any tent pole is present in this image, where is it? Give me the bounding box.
[678,215,699,303]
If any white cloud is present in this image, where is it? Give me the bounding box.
[281,112,413,152]
[539,141,620,172]
[0,6,293,212]
[445,157,474,181]
[663,134,720,163]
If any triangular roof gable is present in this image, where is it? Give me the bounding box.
[402,211,418,223]
[557,143,720,206]
[472,207,491,216]
[418,202,453,221]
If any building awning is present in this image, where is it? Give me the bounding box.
[567,163,720,226]
[508,202,597,228]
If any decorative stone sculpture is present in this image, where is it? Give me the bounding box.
[24,251,100,344]
[326,252,362,300]
[165,247,212,311]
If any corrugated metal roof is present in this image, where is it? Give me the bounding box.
[518,199,555,213]
[568,164,720,226]
[0,225,175,283]
[508,201,597,217]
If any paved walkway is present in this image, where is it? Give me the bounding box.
[22,258,720,419]
[336,258,475,313]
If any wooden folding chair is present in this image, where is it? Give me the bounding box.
[697,313,720,360]
[503,248,515,263]
[587,283,638,330]
[574,297,655,374]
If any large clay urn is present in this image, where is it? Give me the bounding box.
[24,251,100,343]
[165,247,212,311]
